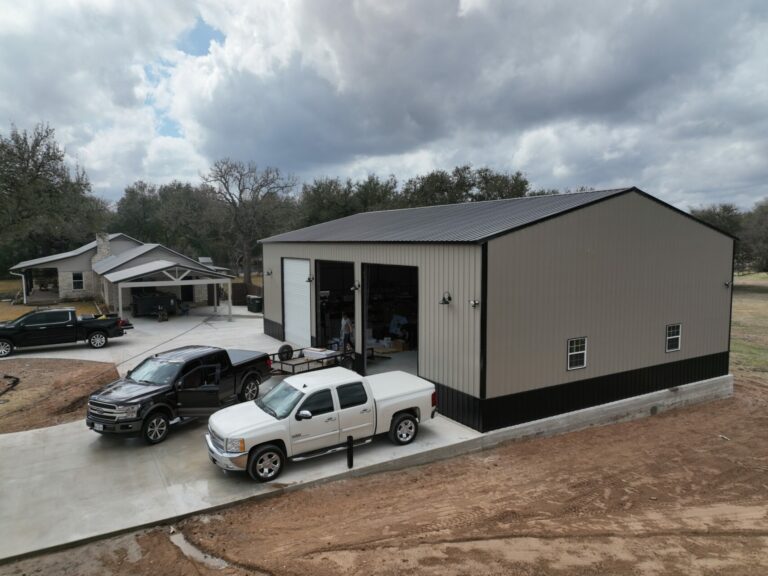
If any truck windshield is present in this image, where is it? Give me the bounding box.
[129,358,181,386]
[256,381,304,419]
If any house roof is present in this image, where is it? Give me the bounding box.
[103,260,233,283]
[9,233,142,270]
[93,244,216,275]
[261,188,634,244]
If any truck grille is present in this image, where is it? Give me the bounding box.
[88,400,119,422]
[208,426,225,452]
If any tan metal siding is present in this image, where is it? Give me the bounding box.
[486,191,733,398]
[263,243,482,396]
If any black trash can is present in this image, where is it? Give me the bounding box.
[246,295,263,313]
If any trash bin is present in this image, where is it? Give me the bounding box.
[246,295,263,313]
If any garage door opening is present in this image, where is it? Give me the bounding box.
[315,260,355,350]
[363,264,418,376]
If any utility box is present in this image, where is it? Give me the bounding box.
[247,295,263,313]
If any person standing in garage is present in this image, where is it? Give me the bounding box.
[340,311,353,352]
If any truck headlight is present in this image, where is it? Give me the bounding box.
[115,404,141,420]
[226,438,245,453]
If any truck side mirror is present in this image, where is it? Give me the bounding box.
[126,369,133,378]
[297,410,312,421]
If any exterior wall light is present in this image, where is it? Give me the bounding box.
[265,269,273,276]
[350,282,361,291]
[468,299,480,308]
[439,291,452,305]
[306,275,315,283]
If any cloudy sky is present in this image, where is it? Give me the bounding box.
[1,0,766,209]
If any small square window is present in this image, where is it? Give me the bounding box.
[72,272,84,290]
[666,324,681,352]
[567,337,587,370]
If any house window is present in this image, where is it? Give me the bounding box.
[666,324,681,352]
[567,337,587,370]
[72,272,84,290]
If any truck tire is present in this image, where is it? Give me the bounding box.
[388,413,418,445]
[142,411,170,445]
[248,444,284,482]
[88,331,108,349]
[277,344,293,361]
[0,339,13,358]
[239,373,262,401]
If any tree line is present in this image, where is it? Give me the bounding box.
[1,123,766,287]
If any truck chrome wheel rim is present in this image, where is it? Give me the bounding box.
[243,378,260,401]
[256,452,281,478]
[147,417,167,441]
[0,342,10,356]
[397,419,415,441]
[91,333,106,347]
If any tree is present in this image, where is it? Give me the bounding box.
[742,199,768,272]
[472,168,530,200]
[111,181,162,242]
[202,160,295,287]
[690,203,751,272]
[298,178,356,227]
[0,123,109,276]
[352,174,398,213]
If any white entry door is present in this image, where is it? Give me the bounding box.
[283,258,311,348]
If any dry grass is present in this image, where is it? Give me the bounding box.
[232,273,263,287]
[0,300,102,322]
[0,278,21,296]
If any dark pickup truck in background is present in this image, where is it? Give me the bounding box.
[0,308,132,358]
[86,345,272,444]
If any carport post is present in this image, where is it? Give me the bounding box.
[118,283,123,319]
[213,281,218,313]
[227,280,232,322]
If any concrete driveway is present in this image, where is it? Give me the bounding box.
[5,313,272,374]
[0,414,480,561]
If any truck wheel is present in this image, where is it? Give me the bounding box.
[389,413,418,445]
[248,444,284,482]
[239,373,262,401]
[142,412,170,445]
[0,339,13,358]
[88,331,108,349]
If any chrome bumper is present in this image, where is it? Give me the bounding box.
[205,434,248,471]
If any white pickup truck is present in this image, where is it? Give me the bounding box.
[205,367,437,482]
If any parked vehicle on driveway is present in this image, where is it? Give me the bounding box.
[206,367,437,482]
[0,308,132,358]
[86,345,271,444]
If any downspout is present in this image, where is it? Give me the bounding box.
[10,270,27,304]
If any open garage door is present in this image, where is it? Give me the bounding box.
[283,258,311,347]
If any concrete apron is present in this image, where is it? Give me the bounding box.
[0,374,732,564]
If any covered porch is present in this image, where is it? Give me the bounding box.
[103,260,235,321]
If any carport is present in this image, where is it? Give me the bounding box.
[103,260,235,321]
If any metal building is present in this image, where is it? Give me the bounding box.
[261,188,734,432]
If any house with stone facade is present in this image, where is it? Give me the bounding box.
[9,234,235,317]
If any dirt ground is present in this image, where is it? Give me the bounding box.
[1,290,767,575]
[0,358,118,433]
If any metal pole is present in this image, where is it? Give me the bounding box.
[227,280,232,322]
[346,435,353,469]
[118,284,123,318]
[213,281,218,313]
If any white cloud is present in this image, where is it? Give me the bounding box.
[0,0,767,209]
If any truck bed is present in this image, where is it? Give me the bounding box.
[227,349,268,367]
[367,371,434,401]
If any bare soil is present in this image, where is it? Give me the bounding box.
[0,358,118,433]
[1,292,767,575]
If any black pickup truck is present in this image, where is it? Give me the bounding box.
[86,345,272,444]
[0,308,131,358]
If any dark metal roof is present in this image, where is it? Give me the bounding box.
[261,188,634,244]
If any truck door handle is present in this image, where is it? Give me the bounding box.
[360,408,371,414]
[38,327,47,330]
[66,324,73,327]
[324,416,337,422]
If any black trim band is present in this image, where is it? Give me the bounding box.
[436,352,729,432]
[264,318,284,341]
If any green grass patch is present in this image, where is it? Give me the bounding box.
[731,339,768,373]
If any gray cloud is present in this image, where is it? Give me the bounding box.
[1,0,766,207]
